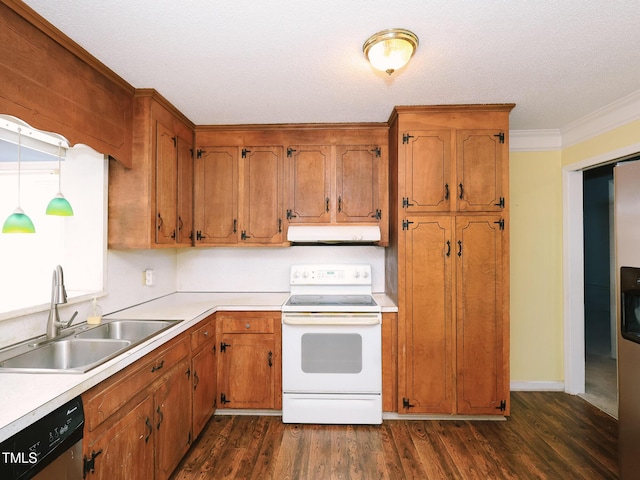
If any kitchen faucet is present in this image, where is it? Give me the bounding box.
[46,265,78,339]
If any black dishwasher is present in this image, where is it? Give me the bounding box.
[0,396,84,480]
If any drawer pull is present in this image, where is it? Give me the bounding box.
[151,360,165,372]
[145,417,152,443]
[245,323,250,329]
[203,330,209,336]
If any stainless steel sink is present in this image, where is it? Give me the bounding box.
[75,320,178,342]
[0,339,131,373]
[0,319,181,374]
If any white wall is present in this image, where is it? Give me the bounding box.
[177,245,386,292]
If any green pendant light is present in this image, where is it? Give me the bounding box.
[46,142,74,216]
[2,128,36,233]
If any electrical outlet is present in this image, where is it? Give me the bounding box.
[144,269,154,286]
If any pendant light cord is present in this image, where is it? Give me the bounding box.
[16,127,22,207]
[57,142,62,193]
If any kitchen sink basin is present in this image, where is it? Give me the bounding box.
[0,339,131,373]
[74,320,178,342]
[0,319,182,374]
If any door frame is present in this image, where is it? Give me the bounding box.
[563,143,640,394]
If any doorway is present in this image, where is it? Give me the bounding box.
[582,164,617,416]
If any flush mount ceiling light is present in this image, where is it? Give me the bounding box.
[363,28,419,75]
[45,142,74,216]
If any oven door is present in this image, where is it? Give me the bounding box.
[282,312,381,394]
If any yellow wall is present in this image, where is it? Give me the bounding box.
[510,120,640,383]
[510,150,564,381]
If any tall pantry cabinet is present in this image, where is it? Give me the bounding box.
[386,104,515,416]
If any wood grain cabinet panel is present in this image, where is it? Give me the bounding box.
[389,104,513,416]
[216,312,282,410]
[286,145,332,223]
[108,90,194,249]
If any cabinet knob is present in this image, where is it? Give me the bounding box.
[203,331,209,336]
[245,323,251,329]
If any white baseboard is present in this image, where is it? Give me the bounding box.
[510,381,565,392]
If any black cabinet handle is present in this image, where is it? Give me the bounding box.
[446,240,451,257]
[458,183,464,199]
[145,418,152,443]
[151,360,164,372]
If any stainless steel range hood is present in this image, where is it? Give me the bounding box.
[287,225,381,244]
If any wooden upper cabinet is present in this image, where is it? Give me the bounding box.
[456,130,506,212]
[286,145,332,223]
[155,122,178,244]
[336,145,381,223]
[194,147,238,245]
[108,90,194,249]
[193,144,284,246]
[241,146,284,244]
[402,131,452,213]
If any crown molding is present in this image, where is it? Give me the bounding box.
[510,129,562,152]
[510,89,640,152]
[561,90,640,148]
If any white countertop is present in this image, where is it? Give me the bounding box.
[0,291,397,443]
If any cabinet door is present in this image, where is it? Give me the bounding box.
[218,333,276,409]
[456,130,506,212]
[154,360,192,480]
[400,216,454,414]
[336,145,380,222]
[286,145,331,223]
[194,146,238,244]
[84,397,154,480]
[192,342,217,438]
[240,146,284,244]
[176,134,194,245]
[155,121,178,244]
[455,215,508,415]
[402,131,452,213]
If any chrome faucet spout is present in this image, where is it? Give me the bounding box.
[46,265,72,339]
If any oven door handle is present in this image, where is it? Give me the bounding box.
[282,313,381,326]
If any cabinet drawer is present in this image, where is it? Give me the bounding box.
[221,314,275,333]
[84,336,190,432]
[191,316,215,351]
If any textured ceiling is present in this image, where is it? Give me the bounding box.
[20,0,640,131]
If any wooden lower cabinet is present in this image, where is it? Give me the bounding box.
[83,397,154,480]
[382,312,397,412]
[82,337,193,479]
[399,214,508,415]
[154,358,192,480]
[216,312,281,410]
[191,316,217,438]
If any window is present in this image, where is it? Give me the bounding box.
[0,116,106,319]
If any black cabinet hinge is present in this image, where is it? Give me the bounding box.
[402,133,414,144]
[402,219,414,230]
[494,132,505,143]
[494,197,505,208]
[371,209,382,220]
[83,449,103,478]
[402,197,414,208]
[242,148,251,158]
[196,149,204,159]
[286,209,297,220]
[494,219,505,230]
[287,147,296,157]
[220,393,231,404]
[220,342,231,352]
[196,230,206,241]
[402,397,415,409]
[241,230,250,240]
[371,147,381,157]
[496,399,507,412]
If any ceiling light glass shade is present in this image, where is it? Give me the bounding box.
[363,28,419,75]
[46,193,74,216]
[2,207,36,233]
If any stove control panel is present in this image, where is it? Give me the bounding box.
[290,264,372,285]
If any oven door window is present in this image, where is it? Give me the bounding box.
[301,333,362,373]
[622,290,640,343]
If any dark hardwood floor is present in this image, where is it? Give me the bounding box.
[171,392,618,479]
